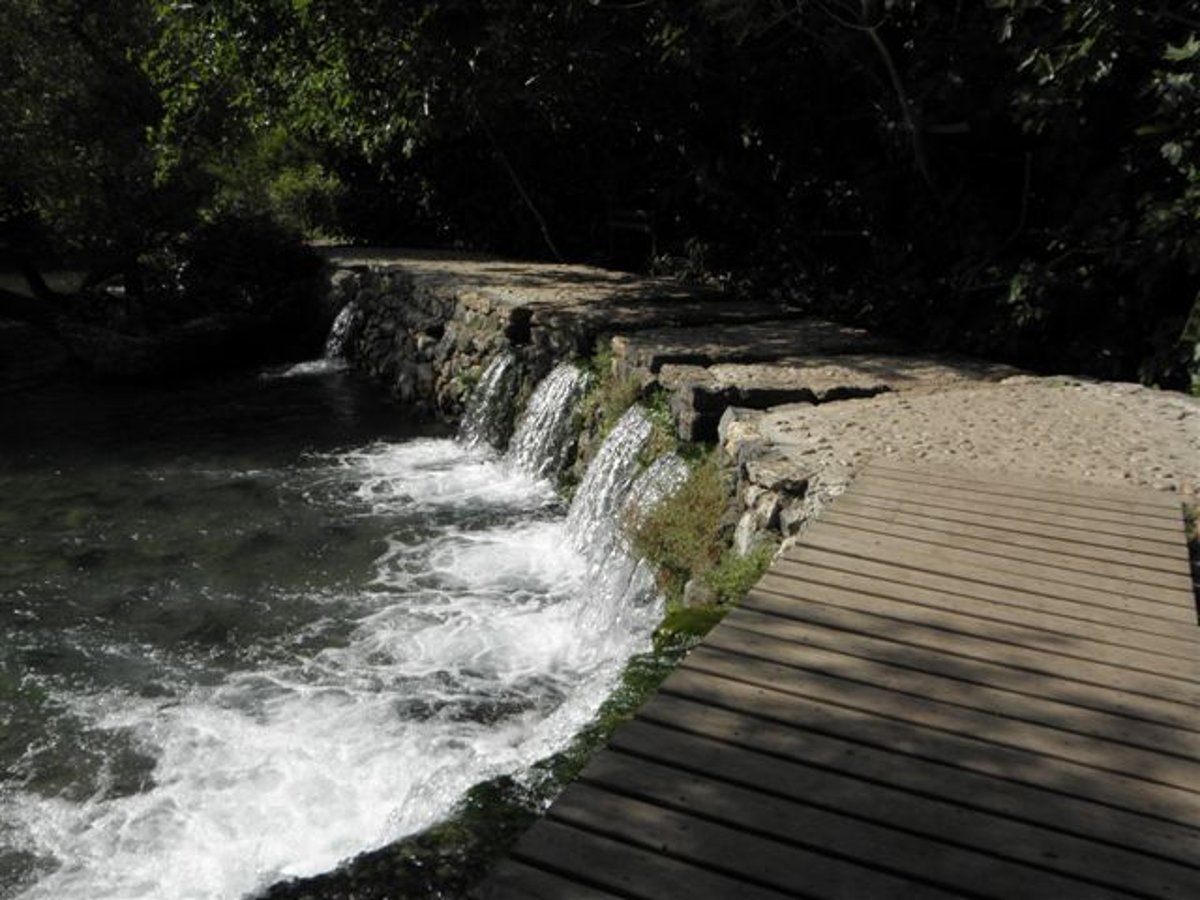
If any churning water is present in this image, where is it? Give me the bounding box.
[0,359,665,899]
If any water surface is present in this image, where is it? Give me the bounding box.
[0,367,657,899]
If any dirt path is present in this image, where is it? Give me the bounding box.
[719,375,1200,538]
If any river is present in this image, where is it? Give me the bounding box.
[0,360,664,899]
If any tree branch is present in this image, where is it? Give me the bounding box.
[806,0,937,192]
[473,106,563,262]
[864,25,936,190]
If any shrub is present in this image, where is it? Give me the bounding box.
[703,542,775,605]
[630,453,729,604]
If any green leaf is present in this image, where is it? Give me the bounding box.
[1165,36,1200,63]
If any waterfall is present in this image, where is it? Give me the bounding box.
[565,406,653,561]
[506,363,592,480]
[464,363,685,631]
[324,301,362,359]
[581,450,690,631]
[2,342,702,900]
[458,353,521,449]
[267,302,360,377]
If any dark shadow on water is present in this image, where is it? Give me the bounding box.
[0,366,447,471]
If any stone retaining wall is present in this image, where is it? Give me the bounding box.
[323,250,1158,565]
[319,248,779,422]
[327,265,553,418]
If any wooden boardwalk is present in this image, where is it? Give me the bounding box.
[479,462,1200,899]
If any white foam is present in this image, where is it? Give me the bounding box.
[6,435,656,900]
[260,358,349,379]
[328,440,558,513]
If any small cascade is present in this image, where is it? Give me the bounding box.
[625,452,691,527]
[506,363,592,479]
[3,337,707,899]
[564,406,652,561]
[576,450,691,631]
[458,353,521,449]
[324,301,362,359]
[267,302,361,377]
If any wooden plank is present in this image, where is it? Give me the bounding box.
[783,544,1200,646]
[760,566,1200,684]
[681,638,1200,789]
[717,607,1200,758]
[849,474,1184,541]
[477,860,624,900]
[809,520,1192,608]
[835,491,1191,570]
[825,500,1193,585]
[656,665,1200,827]
[787,530,1199,625]
[575,750,1138,900]
[867,460,1184,516]
[748,580,1200,717]
[548,782,964,899]
[822,506,1195,592]
[729,594,1199,730]
[635,693,1200,866]
[481,462,1200,899]
[773,549,1200,660]
[511,819,794,900]
[605,720,1200,898]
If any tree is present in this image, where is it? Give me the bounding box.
[0,1,190,259]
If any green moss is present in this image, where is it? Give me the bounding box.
[656,604,729,645]
[457,367,481,392]
[636,385,677,467]
[630,448,777,647]
[629,453,729,603]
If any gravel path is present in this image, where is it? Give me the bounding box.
[721,375,1200,526]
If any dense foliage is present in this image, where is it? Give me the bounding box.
[2,0,1198,383]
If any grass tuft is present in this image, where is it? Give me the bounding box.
[630,453,729,603]
[704,542,775,604]
[578,344,642,440]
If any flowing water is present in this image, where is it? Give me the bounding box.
[506,363,591,480]
[457,354,520,450]
[323,302,362,360]
[269,303,363,379]
[0,357,667,899]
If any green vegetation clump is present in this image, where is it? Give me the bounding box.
[630,453,729,603]
[705,541,776,605]
[631,452,776,643]
[204,126,344,238]
[637,385,677,467]
[575,352,775,644]
[653,542,776,645]
[577,344,641,441]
